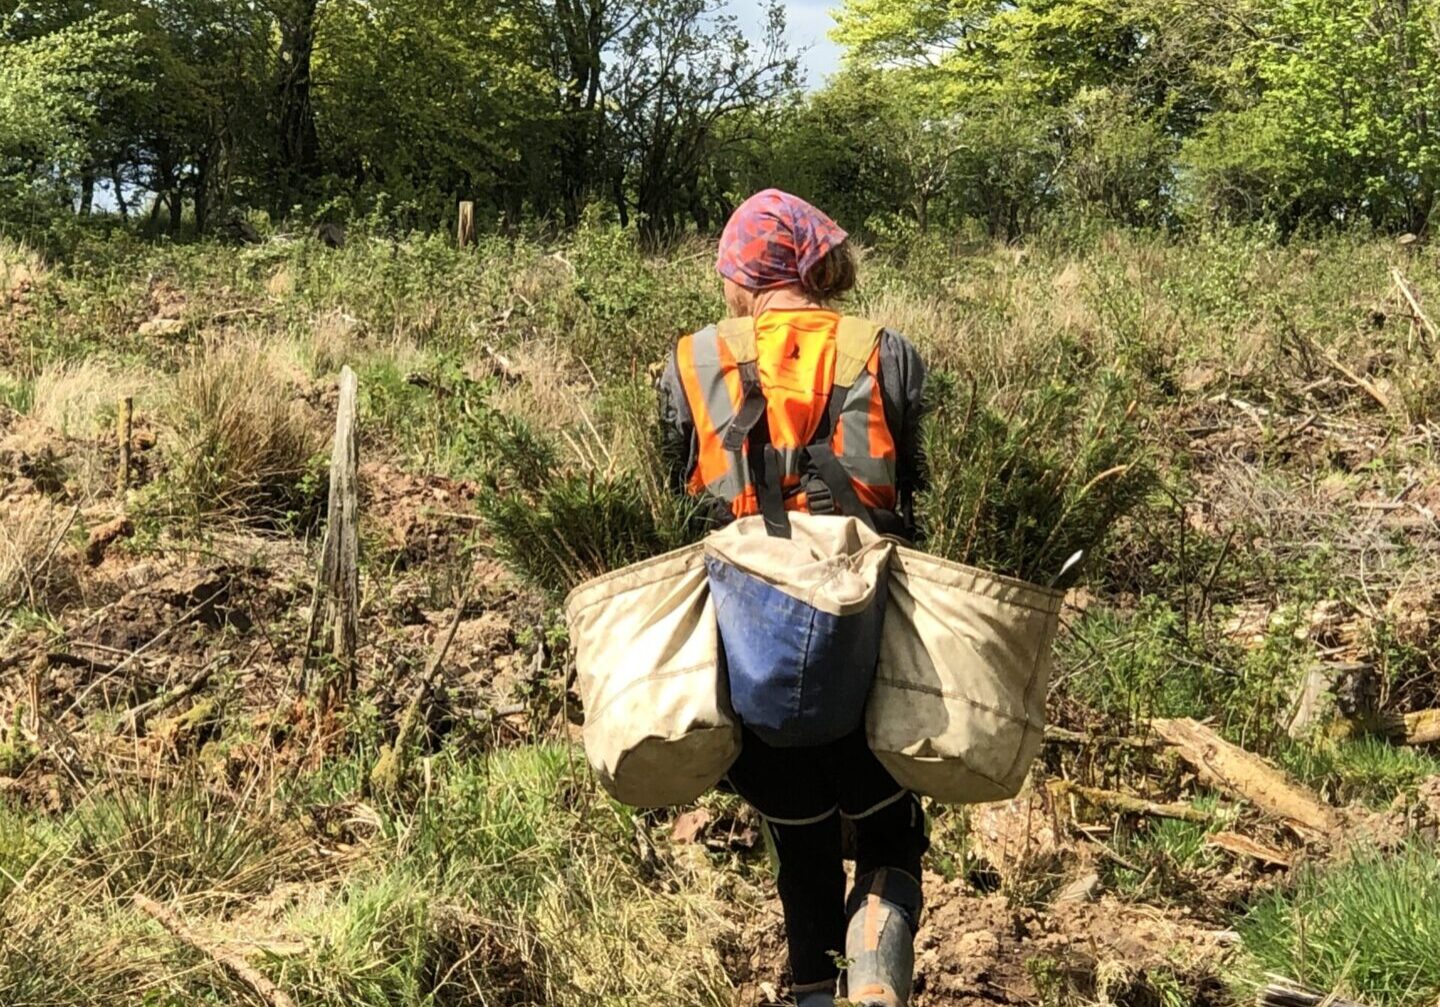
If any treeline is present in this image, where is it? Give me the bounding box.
[1,0,1437,242]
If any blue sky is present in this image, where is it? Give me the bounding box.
[737,0,844,86]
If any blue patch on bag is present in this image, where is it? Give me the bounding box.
[707,556,886,748]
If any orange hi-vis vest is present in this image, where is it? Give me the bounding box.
[674,312,898,525]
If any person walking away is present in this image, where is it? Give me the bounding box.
[658,190,929,1007]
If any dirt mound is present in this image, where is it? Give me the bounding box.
[361,461,479,564]
[916,885,1230,1006]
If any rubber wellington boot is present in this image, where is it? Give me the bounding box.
[842,869,921,1007]
[794,983,836,1007]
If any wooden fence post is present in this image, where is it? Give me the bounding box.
[302,365,360,703]
[116,395,133,495]
[457,200,476,248]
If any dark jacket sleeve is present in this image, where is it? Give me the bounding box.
[878,330,928,535]
[657,349,696,496]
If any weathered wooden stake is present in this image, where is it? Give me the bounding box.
[116,395,133,495]
[302,365,360,702]
[456,200,476,248]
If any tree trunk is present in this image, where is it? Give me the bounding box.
[111,162,129,218]
[195,149,212,236]
[276,0,322,211]
[79,173,95,216]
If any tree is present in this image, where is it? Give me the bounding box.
[1180,0,1440,232]
[607,0,799,241]
[0,9,145,224]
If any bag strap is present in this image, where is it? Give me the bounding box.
[804,316,882,531]
[718,317,767,453]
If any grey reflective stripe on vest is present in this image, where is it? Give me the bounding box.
[691,326,751,503]
[834,370,896,487]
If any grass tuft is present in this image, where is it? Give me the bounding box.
[158,339,324,525]
[1235,841,1440,1007]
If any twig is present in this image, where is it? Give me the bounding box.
[112,653,232,735]
[134,894,298,1007]
[1392,266,1438,340]
[26,504,80,608]
[1054,780,1215,824]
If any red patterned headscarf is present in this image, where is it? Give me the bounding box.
[716,189,848,291]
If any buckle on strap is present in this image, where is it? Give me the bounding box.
[722,360,766,453]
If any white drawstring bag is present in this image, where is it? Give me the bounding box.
[867,547,1063,803]
[565,543,738,807]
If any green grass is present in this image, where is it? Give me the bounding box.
[1103,795,1227,900]
[0,743,741,1007]
[1277,737,1440,810]
[1235,841,1440,1007]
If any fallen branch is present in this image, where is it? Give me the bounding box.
[44,652,119,677]
[1321,351,1391,412]
[134,894,298,1007]
[1258,976,1376,1007]
[1054,780,1214,824]
[1151,718,1341,841]
[1333,708,1440,746]
[112,655,227,736]
[479,343,523,383]
[1044,726,1167,750]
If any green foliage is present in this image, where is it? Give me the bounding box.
[1181,0,1440,232]
[1236,842,1440,1007]
[918,366,1153,584]
[0,10,145,225]
[480,470,703,596]
[1278,737,1440,810]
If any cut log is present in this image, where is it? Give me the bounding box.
[457,201,476,248]
[302,366,360,702]
[134,894,297,1007]
[1151,718,1340,841]
[1207,831,1292,868]
[1054,780,1214,824]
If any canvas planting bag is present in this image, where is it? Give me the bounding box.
[867,547,1063,803]
[705,513,893,748]
[565,543,739,808]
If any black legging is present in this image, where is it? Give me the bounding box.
[726,726,928,988]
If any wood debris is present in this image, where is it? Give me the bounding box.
[1151,718,1341,841]
[1053,780,1215,825]
[1206,831,1292,868]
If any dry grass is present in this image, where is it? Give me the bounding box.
[0,494,78,611]
[158,338,324,523]
[31,360,154,438]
